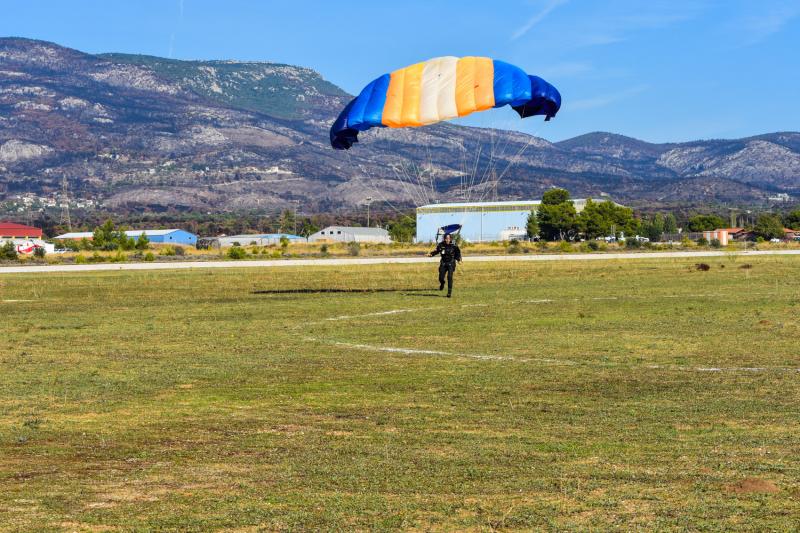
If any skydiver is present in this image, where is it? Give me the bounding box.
[429,233,462,298]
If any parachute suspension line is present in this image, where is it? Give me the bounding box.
[344,150,407,217]
[465,142,483,203]
[478,134,536,203]
[391,162,427,207]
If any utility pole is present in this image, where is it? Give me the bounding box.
[365,196,373,227]
[59,176,72,231]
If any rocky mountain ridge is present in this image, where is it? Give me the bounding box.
[1,37,798,215]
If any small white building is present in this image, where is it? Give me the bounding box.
[308,226,391,243]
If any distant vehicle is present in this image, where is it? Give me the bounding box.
[633,235,650,243]
[770,238,782,243]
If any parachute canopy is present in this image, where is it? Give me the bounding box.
[330,56,561,150]
[437,224,462,242]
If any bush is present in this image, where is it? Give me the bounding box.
[710,238,722,248]
[88,252,106,263]
[558,240,573,253]
[75,254,87,264]
[625,238,642,249]
[1,241,18,260]
[507,239,521,254]
[160,246,176,256]
[173,246,185,256]
[33,246,46,259]
[347,242,361,256]
[109,251,127,263]
[320,244,329,255]
[227,246,247,260]
[144,252,155,262]
[280,236,290,248]
[587,240,601,251]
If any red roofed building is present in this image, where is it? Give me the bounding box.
[0,222,43,239]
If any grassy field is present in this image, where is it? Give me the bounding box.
[1,256,799,531]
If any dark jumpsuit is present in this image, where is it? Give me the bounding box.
[430,241,462,295]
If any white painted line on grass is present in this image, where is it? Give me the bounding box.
[325,308,418,322]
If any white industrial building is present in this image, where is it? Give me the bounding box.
[416,199,592,243]
[308,226,391,243]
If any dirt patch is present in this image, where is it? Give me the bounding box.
[739,263,753,269]
[727,477,779,494]
[695,263,711,271]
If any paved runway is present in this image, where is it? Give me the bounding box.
[1,249,798,274]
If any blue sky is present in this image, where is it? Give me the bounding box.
[2,0,798,143]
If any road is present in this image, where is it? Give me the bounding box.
[1,249,799,275]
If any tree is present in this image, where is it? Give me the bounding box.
[135,232,150,250]
[526,210,540,239]
[387,215,416,243]
[576,199,638,239]
[541,188,571,205]
[664,213,678,234]
[279,209,296,233]
[0,241,18,260]
[538,200,577,241]
[687,214,726,232]
[645,213,665,242]
[784,209,800,230]
[298,219,319,238]
[753,214,784,240]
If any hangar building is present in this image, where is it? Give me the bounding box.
[55,229,198,246]
[415,199,590,243]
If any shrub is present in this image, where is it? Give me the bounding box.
[625,238,642,249]
[88,252,106,263]
[0,241,17,260]
[347,242,361,256]
[33,246,46,259]
[109,251,127,263]
[75,254,87,264]
[173,246,185,256]
[227,246,247,260]
[587,240,600,251]
[280,236,290,248]
[507,239,521,254]
[320,244,329,255]
[696,237,709,246]
[160,246,176,256]
[558,240,573,253]
[710,238,722,248]
[144,252,155,262]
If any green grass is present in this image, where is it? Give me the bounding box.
[1,257,799,531]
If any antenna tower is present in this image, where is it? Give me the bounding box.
[59,176,72,230]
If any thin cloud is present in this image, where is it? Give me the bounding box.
[737,4,799,45]
[569,85,648,111]
[511,0,569,40]
[537,62,592,79]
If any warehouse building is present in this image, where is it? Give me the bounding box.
[0,222,43,239]
[416,199,590,243]
[216,233,305,247]
[55,229,198,246]
[308,226,391,243]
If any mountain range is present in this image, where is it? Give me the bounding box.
[1,37,798,215]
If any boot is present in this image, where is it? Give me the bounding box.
[439,282,445,291]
